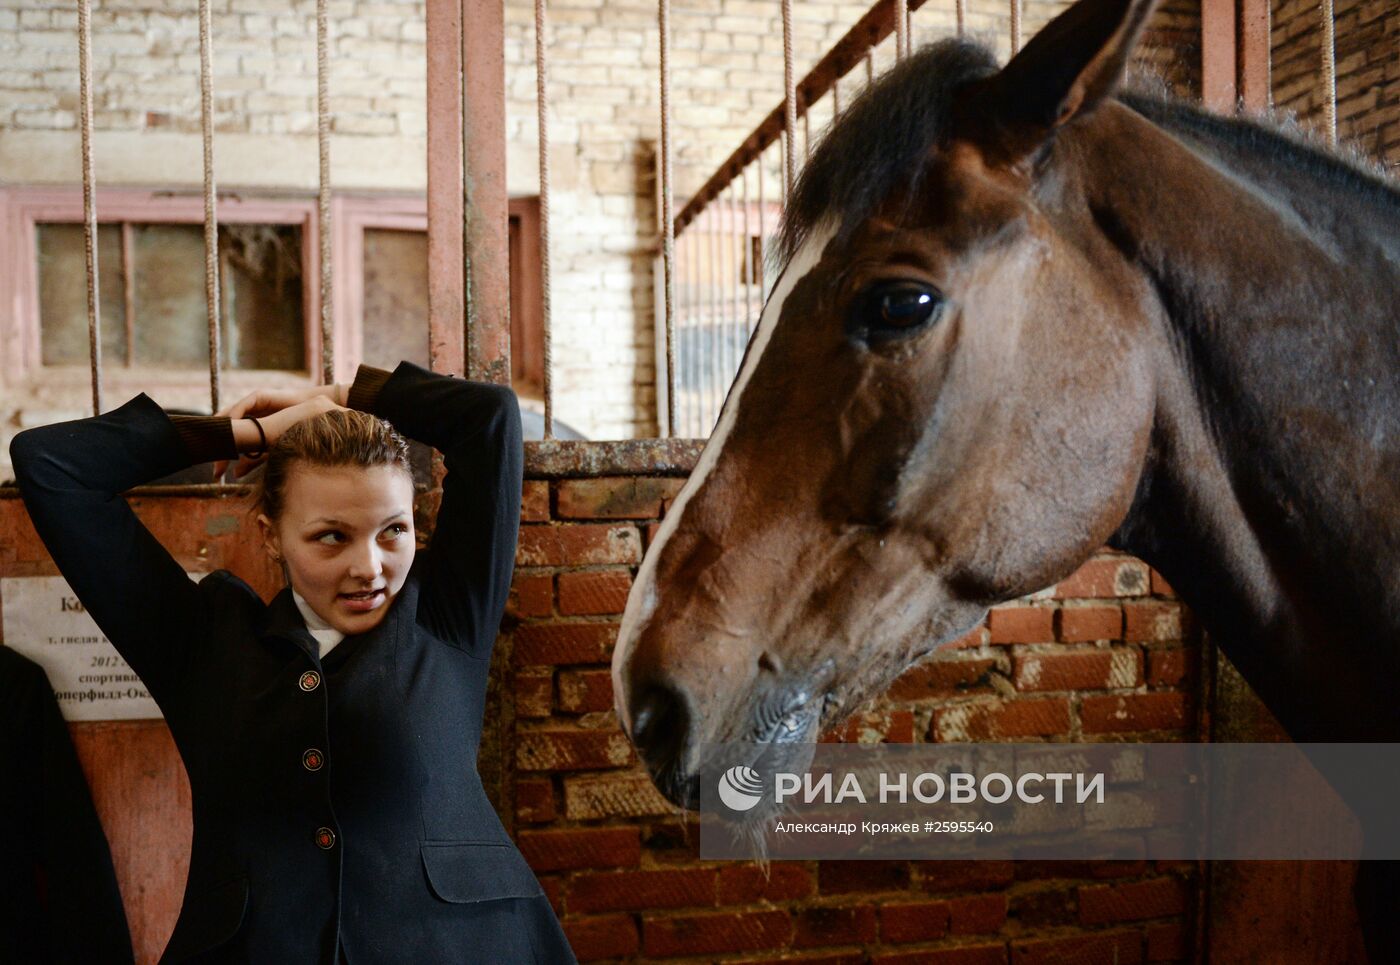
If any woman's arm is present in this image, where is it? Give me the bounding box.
[8,397,242,703]
[344,361,523,654]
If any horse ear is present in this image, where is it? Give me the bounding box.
[959,0,1158,162]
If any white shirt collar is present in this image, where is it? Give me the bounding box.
[292,590,345,657]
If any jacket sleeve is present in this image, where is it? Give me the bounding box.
[347,361,523,655]
[9,396,236,703]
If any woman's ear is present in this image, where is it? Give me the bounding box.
[256,513,282,563]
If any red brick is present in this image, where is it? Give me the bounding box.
[3,502,47,564]
[562,913,638,961]
[517,828,641,872]
[949,625,991,649]
[516,524,641,566]
[540,875,564,915]
[889,658,999,701]
[819,860,910,894]
[820,710,915,743]
[507,573,553,619]
[520,480,550,522]
[1008,885,1076,927]
[718,864,815,904]
[879,900,950,943]
[1146,648,1195,687]
[644,521,662,546]
[642,909,793,956]
[794,904,877,947]
[731,955,864,965]
[515,778,555,823]
[557,569,633,615]
[1055,606,1123,642]
[515,728,635,771]
[872,947,1008,965]
[570,868,718,913]
[1146,921,1187,961]
[988,607,1055,644]
[1011,929,1144,965]
[514,667,553,718]
[931,699,1071,741]
[914,861,1015,893]
[1079,876,1190,925]
[556,477,684,519]
[1080,693,1189,734]
[512,622,617,666]
[1012,649,1141,692]
[1122,601,1185,643]
[557,668,614,713]
[1149,568,1176,597]
[1054,558,1150,599]
[563,771,674,820]
[949,893,1006,934]
[1014,859,1147,881]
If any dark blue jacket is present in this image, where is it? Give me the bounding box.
[11,362,576,964]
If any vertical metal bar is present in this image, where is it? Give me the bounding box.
[121,222,135,367]
[756,145,766,301]
[832,76,841,118]
[77,0,102,415]
[426,0,465,375]
[1320,0,1337,145]
[1239,0,1272,112]
[726,185,739,393]
[1200,0,1239,112]
[956,0,966,38]
[1010,0,1022,55]
[803,106,811,160]
[782,0,797,201]
[658,0,677,435]
[708,208,721,432]
[463,0,510,384]
[896,0,908,60]
[534,0,554,437]
[199,0,222,410]
[865,50,874,87]
[741,165,753,338]
[316,0,333,385]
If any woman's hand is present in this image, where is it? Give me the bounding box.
[213,384,349,480]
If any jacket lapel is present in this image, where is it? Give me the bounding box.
[259,586,321,663]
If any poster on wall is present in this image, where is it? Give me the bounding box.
[1,575,171,721]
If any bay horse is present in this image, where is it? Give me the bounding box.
[613,0,1399,955]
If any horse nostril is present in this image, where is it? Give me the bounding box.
[629,683,692,777]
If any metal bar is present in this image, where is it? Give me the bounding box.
[896,0,908,60]
[199,0,221,411]
[77,0,102,415]
[535,0,554,437]
[463,0,510,384]
[741,165,753,337]
[1238,0,1272,112]
[316,0,333,385]
[1320,0,1337,145]
[756,144,766,300]
[426,0,465,375]
[782,0,797,201]
[121,222,135,367]
[659,0,677,435]
[1010,0,1022,54]
[1200,0,1238,112]
[708,208,721,431]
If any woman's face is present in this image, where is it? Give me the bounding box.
[259,463,416,636]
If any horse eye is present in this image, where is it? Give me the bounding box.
[849,282,944,344]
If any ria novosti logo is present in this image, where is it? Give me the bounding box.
[717,764,765,812]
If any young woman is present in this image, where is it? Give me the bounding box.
[10,361,576,964]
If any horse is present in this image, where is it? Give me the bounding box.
[611,0,1400,956]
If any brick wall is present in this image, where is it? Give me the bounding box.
[1270,0,1399,168]
[505,473,1201,963]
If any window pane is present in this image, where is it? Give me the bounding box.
[37,224,128,366]
[361,228,429,370]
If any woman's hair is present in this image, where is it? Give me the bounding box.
[253,409,412,520]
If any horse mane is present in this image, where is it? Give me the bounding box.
[778,38,1400,266]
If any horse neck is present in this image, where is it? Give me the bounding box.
[1074,101,1400,741]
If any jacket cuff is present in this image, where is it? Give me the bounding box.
[347,365,394,414]
[168,415,238,464]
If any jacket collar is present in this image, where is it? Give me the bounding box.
[259,574,420,661]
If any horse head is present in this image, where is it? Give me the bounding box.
[614,0,1165,807]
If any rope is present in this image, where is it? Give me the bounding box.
[1010,0,1022,54]
[77,0,102,414]
[1320,0,1337,146]
[317,0,333,384]
[896,0,908,60]
[782,0,797,201]
[199,0,221,412]
[535,0,553,438]
[659,0,677,436]
[956,0,967,38]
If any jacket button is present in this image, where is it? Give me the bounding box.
[315,827,336,850]
[299,671,321,692]
[303,749,324,771]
